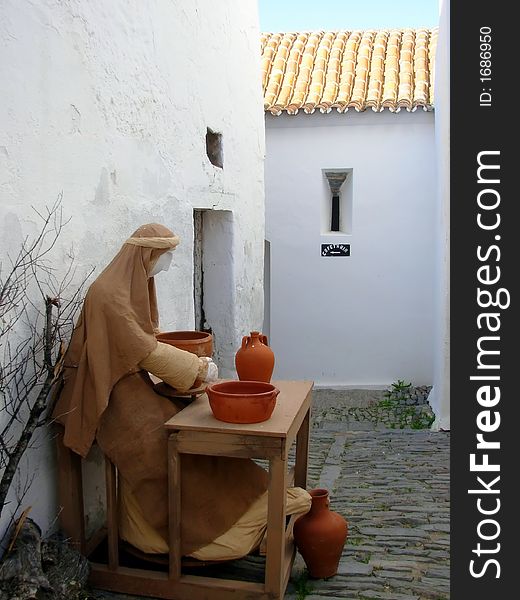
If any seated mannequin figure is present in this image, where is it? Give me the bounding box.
[53,223,311,561]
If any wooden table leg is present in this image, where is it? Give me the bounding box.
[294,407,310,489]
[265,455,287,599]
[168,433,181,581]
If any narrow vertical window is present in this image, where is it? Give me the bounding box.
[324,171,351,233]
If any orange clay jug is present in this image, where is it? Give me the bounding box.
[293,488,348,578]
[235,331,275,383]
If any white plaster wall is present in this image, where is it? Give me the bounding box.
[430,0,450,430]
[0,0,264,541]
[265,110,436,388]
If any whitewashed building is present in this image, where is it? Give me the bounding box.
[0,0,265,540]
[261,25,450,429]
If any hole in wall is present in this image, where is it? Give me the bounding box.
[206,128,223,168]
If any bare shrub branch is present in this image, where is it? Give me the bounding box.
[0,198,92,523]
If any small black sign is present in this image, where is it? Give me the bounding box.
[321,243,351,257]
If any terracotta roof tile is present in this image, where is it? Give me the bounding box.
[261,28,438,115]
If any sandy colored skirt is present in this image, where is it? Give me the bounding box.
[119,480,311,560]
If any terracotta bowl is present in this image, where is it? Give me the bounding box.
[156,330,213,357]
[206,381,280,424]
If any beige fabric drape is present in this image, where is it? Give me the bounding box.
[119,480,311,561]
[95,373,269,555]
[53,223,270,555]
[53,223,178,457]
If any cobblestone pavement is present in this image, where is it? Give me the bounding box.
[92,392,450,600]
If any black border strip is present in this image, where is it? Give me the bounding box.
[451,1,516,596]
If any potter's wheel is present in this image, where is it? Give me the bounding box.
[153,381,207,401]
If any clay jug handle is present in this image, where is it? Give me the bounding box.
[260,334,269,346]
[241,336,249,350]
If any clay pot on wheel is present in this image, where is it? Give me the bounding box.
[293,488,348,579]
[156,330,213,357]
[235,331,275,383]
[155,330,212,393]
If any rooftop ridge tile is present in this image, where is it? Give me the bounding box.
[261,27,438,115]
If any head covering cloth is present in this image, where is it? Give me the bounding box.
[54,223,179,457]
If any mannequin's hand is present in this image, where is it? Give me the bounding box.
[199,357,219,383]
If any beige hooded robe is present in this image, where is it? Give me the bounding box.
[53,223,269,555]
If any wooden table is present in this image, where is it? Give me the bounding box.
[85,380,313,600]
